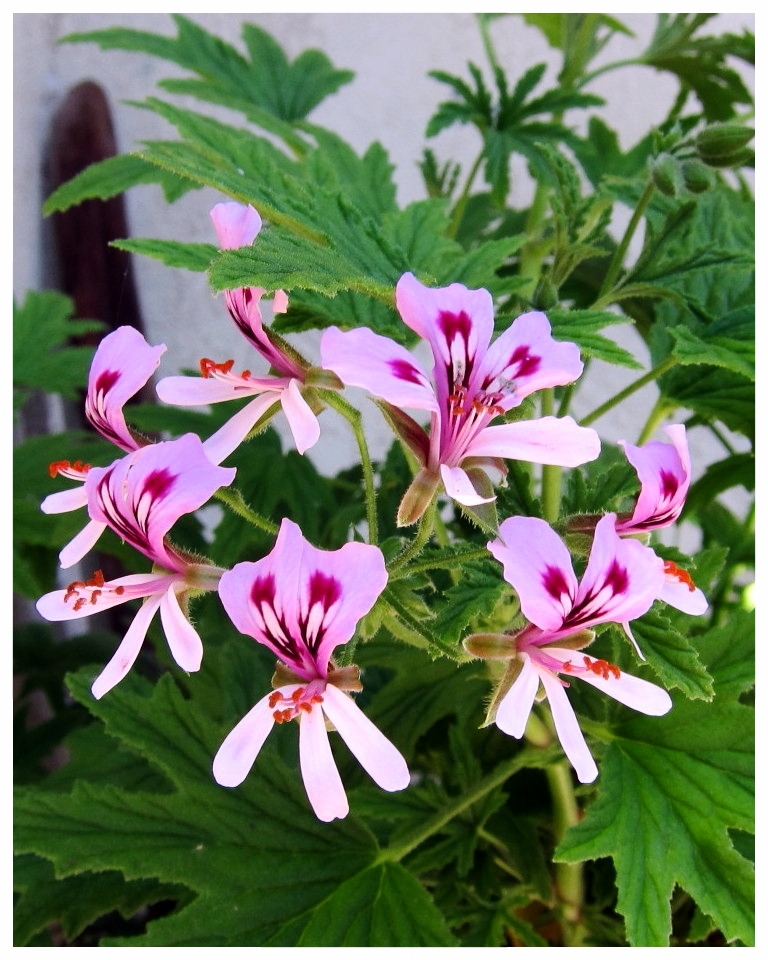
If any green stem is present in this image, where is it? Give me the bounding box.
[319,389,378,544]
[595,180,656,303]
[540,389,562,523]
[579,57,642,88]
[214,487,278,536]
[388,545,490,582]
[387,497,437,575]
[477,13,502,75]
[579,356,676,427]
[447,152,484,240]
[546,761,587,945]
[637,394,671,445]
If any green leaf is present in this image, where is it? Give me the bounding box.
[111,238,218,273]
[557,609,754,946]
[548,309,642,368]
[297,862,457,946]
[667,322,754,381]
[625,607,714,700]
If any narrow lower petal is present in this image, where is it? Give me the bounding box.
[321,685,410,792]
[495,656,541,738]
[660,579,709,616]
[465,416,601,467]
[440,464,495,506]
[59,520,107,569]
[549,649,673,717]
[41,487,89,515]
[91,593,164,699]
[281,379,321,454]
[298,703,349,822]
[160,587,204,673]
[202,394,280,464]
[539,669,598,783]
[36,572,172,622]
[156,375,257,405]
[212,690,283,787]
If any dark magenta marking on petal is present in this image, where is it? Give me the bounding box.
[660,469,680,500]
[251,573,277,607]
[308,571,341,612]
[437,309,473,343]
[389,358,425,385]
[143,468,176,501]
[542,564,571,600]
[94,369,120,395]
[604,559,629,596]
[510,345,541,379]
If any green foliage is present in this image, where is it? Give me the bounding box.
[16,12,753,948]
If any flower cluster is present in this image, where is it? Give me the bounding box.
[36,201,708,818]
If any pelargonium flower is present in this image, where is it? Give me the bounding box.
[616,424,691,535]
[321,272,600,523]
[36,434,236,697]
[156,202,323,462]
[44,326,166,512]
[467,513,671,783]
[212,518,409,822]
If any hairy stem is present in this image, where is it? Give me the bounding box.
[214,487,278,536]
[580,356,676,427]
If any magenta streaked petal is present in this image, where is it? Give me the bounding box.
[321,326,438,412]
[41,486,89,515]
[494,656,541,738]
[85,327,166,452]
[440,464,495,506]
[617,424,690,532]
[660,578,709,616]
[212,689,288,787]
[281,379,321,454]
[160,587,204,673]
[59,519,107,570]
[299,700,349,822]
[475,311,583,404]
[539,669,599,783]
[548,649,673,717]
[202,394,280,465]
[489,517,577,632]
[210,201,262,249]
[465,416,601,467]
[321,685,410,792]
[91,593,164,699]
[573,514,664,630]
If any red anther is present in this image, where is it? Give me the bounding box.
[85,570,105,588]
[64,580,85,602]
[114,586,125,596]
[200,358,235,378]
[240,369,251,380]
[664,560,696,592]
[48,459,91,478]
[49,460,70,478]
[90,590,102,604]
[268,691,282,708]
[298,702,313,713]
[310,694,324,704]
[73,597,87,612]
[562,660,573,673]
[584,656,620,680]
[290,687,306,702]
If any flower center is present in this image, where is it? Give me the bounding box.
[63,569,125,612]
[268,686,324,723]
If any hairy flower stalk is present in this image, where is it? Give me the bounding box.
[321,272,600,524]
[37,435,236,697]
[213,518,409,821]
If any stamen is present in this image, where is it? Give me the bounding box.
[63,570,124,610]
[583,656,621,679]
[269,685,324,723]
[200,358,235,378]
[48,460,91,479]
[664,560,696,592]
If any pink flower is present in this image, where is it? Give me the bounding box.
[156,203,319,462]
[36,435,236,697]
[321,272,600,523]
[616,424,691,535]
[477,514,672,783]
[212,518,409,822]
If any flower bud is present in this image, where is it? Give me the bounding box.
[463,632,518,660]
[680,159,714,194]
[695,124,754,164]
[651,153,683,197]
[397,468,440,526]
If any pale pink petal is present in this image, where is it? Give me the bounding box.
[321,685,410,791]
[298,702,349,822]
[280,379,321,454]
[59,519,107,569]
[210,201,262,249]
[574,514,665,629]
[465,416,601,467]
[85,327,166,452]
[660,578,709,616]
[489,517,578,631]
[36,572,171,621]
[156,375,253,405]
[474,311,583,405]
[212,689,286,787]
[494,656,541,738]
[272,289,289,314]
[202,394,280,465]
[539,669,599,783]
[91,593,164,699]
[41,487,89,515]
[440,464,495,506]
[321,326,438,413]
[617,423,690,532]
[160,587,204,672]
[548,649,673,716]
